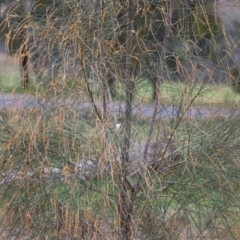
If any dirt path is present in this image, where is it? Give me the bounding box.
[0,93,237,120]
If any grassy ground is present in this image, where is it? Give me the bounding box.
[136,80,240,107]
[0,53,24,93]
[0,52,240,108]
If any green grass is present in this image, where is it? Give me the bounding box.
[136,79,240,107]
[0,72,24,93]
[1,68,240,108]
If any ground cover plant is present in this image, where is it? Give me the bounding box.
[1,0,240,239]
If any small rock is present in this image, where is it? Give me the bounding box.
[52,167,62,174]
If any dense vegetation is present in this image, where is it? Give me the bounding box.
[0,0,240,239]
